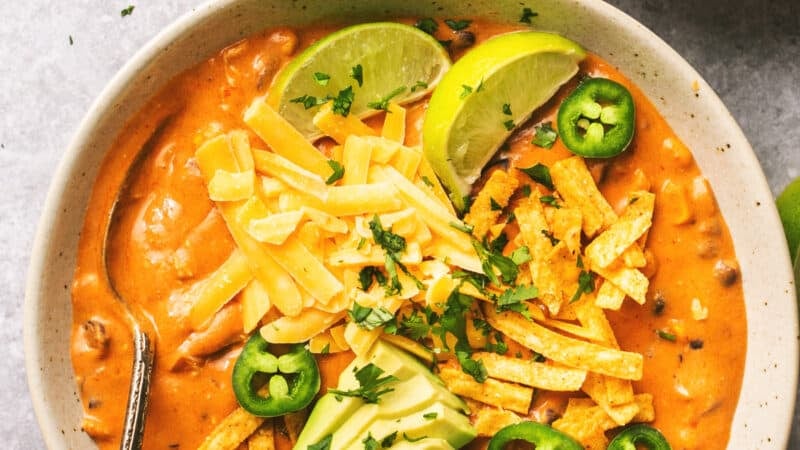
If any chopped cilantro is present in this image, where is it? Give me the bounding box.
[358,266,386,291]
[308,434,332,450]
[381,432,398,447]
[657,329,677,342]
[520,7,538,23]
[489,232,509,254]
[411,80,429,92]
[486,332,509,355]
[497,284,538,317]
[459,84,474,99]
[505,211,516,224]
[541,229,560,246]
[363,434,380,450]
[570,268,596,303]
[490,197,503,211]
[121,5,135,17]
[332,86,355,116]
[476,79,485,92]
[509,246,532,265]
[521,184,532,197]
[421,175,434,187]
[532,352,546,362]
[399,310,430,340]
[326,160,345,184]
[320,343,330,354]
[289,94,325,110]
[357,237,367,250]
[349,302,395,330]
[367,86,406,111]
[350,64,363,87]
[313,72,330,86]
[369,215,424,294]
[503,119,515,131]
[449,221,474,234]
[472,318,492,336]
[329,363,398,403]
[423,411,438,420]
[539,195,560,208]
[502,103,512,115]
[472,238,518,286]
[415,18,438,35]
[519,163,554,190]
[532,122,558,148]
[444,19,472,31]
[456,351,488,382]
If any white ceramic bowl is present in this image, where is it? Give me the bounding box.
[25,0,798,448]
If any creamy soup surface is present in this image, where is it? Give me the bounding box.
[70,18,746,450]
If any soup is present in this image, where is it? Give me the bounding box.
[70,17,745,450]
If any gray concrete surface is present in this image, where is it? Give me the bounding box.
[0,0,797,448]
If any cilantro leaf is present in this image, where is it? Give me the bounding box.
[490,197,503,211]
[415,18,438,35]
[350,64,363,87]
[497,284,538,308]
[570,269,596,303]
[532,122,558,148]
[423,412,438,419]
[411,80,429,93]
[308,435,332,450]
[520,184,532,197]
[332,86,355,116]
[348,301,395,330]
[444,19,472,31]
[359,266,386,291]
[502,103,512,115]
[541,229,560,246]
[363,434,380,450]
[539,195,560,208]
[329,363,398,403]
[289,94,326,110]
[520,7,538,23]
[449,221,474,234]
[369,215,421,295]
[459,84,473,99]
[399,310,430,340]
[509,246,532,265]
[421,175,434,187]
[472,238,518,286]
[326,160,344,184]
[367,86,406,111]
[503,119,515,131]
[380,432,398,447]
[485,332,509,355]
[519,163,554,190]
[313,72,330,86]
[456,351,488,383]
[121,5,135,17]
[320,343,330,354]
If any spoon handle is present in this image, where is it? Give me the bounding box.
[119,327,154,450]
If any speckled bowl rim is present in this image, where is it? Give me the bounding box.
[25,0,798,448]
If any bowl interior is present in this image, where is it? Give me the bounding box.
[25,0,797,448]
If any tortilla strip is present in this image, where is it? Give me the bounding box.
[484,307,643,380]
[438,366,533,414]
[550,156,617,237]
[585,191,655,269]
[247,420,275,450]
[197,407,264,450]
[474,352,587,391]
[471,405,523,437]
[464,170,519,239]
[592,261,649,305]
[515,194,561,314]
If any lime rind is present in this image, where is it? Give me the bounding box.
[269,22,451,139]
[423,31,586,210]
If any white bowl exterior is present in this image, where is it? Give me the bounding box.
[25,0,797,449]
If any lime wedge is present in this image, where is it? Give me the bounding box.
[777,176,800,263]
[422,31,586,210]
[269,22,451,139]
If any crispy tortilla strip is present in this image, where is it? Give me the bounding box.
[474,352,587,391]
[198,407,265,450]
[313,102,378,144]
[585,191,655,269]
[550,156,617,237]
[438,366,533,414]
[546,241,581,308]
[186,249,253,329]
[553,394,654,444]
[472,405,523,436]
[484,308,643,380]
[592,261,649,305]
[260,309,346,344]
[241,280,271,333]
[325,183,403,216]
[621,244,647,268]
[243,98,330,177]
[595,280,626,310]
[247,420,275,450]
[581,372,638,425]
[247,211,304,244]
[574,295,618,347]
[548,207,583,255]
[265,234,343,304]
[208,170,255,201]
[379,166,473,252]
[283,409,307,445]
[342,135,373,185]
[252,150,328,201]
[464,170,519,239]
[382,101,407,143]
[515,195,561,314]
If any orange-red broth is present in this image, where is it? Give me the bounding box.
[70,19,745,450]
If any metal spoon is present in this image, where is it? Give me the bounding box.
[101,116,173,450]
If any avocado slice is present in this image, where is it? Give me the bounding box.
[360,402,476,449]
